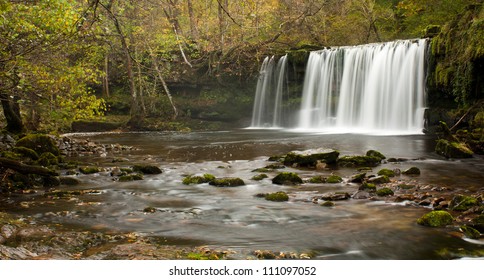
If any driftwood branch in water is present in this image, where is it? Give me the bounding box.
[0,158,58,177]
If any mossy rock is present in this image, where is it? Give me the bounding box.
[265,191,289,202]
[308,176,325,183]
[460,225,481,239]
[417,211,453,227]
[79,166,101,174]
[376,187,394,196]
[377,168,395,177]
[119,174,144,182]
[471,214,484,232]
[366,150,386,161]
[143,207,157,213]
[12,147,39,160]
[209,177,245,187]
[402,167,421,175]
[283,149,339,167]
[337,155,382,167]
[42,176,60,187]
[359,182,376,192]
[321,201,335,207]
[251,174,268,181]
[182,174,215,185]
[37,152,59,167]
[326,175,343,184]
[435,139,473,158]
[16,134,60,156]
[132,165,162,175]
[59,177,81,186]
[349,172,366,183]
[449,195,480,211]
[272,172,303,185]
[368,175,390,184]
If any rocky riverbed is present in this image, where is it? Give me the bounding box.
[1,132,483,259]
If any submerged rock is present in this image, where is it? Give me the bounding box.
[209,177,245,187]
[283,149,339,167]
[251,174,268,181]
[119,174,144,182]
[417,211,454,227]
[272,172,303,185]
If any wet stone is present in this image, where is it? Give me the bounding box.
[1,224,18,239]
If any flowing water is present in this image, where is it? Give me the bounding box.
[2,130,483,259]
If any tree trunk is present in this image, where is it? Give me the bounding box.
[187,0,199,40]
[0,93,25,134]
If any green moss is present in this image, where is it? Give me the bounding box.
[16,134,60,156]
[321,201,335,207]
[12,147,39,160]
[359,182,376,192]
[326,175,343,184]
[376,187,394,196]
[265,191,289,202]
[460,225,481,239]
[272,172,303,185]
[182,174,215,185]
[251,174,268,181]
[209,177,245,187]
[417,211,454,227]
[37,152,59,167]
[402,167,421,175]
[0,151,22,160]
[436,139,473,158]
[377,168,395,177]
[119,174,144,182]
[308,176,325,183]
[337,155,382,167]
[79,166,101,174]
[366,150,386,161]
[132,165,162,175]
[369,175,390,184]
[449,195,480,211]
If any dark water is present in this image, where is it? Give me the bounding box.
[2,130,484,259]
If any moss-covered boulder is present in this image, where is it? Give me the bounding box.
[359,182,376,192]
[366,150,386,161]
[449,195,480,211]
[12,147,39,160]
[460,225,481,239]
[272,172,303,185]
[209,177,245,187]
[349,172,367,183]
[417,211,454,227]
[119,174,144,182]
[283,149,339,167]
[376,187,394,196]
[435,139,473,158]
[265,192,289,202]
[132,165,162,175]
[377,168,396,177]
[308,176,325,183]
[402,167,421,175]
[321,201,335,207]
[368,175,390,184]
[251,174,268,181]
[326,175,343,184]
[337,155,382,167]
[471,214,484,233]
[37,152,59,167]
[16,134,60,156]
[182,174,215,185]
[79,166,101,174]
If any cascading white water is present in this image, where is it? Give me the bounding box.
[298,39,428,135]
[250,55,288,128]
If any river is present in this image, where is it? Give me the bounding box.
[3,130,484,259]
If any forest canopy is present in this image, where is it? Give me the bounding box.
[0,0,481,133]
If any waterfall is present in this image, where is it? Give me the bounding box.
[298,39,428,135]
[250,55,288,128]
